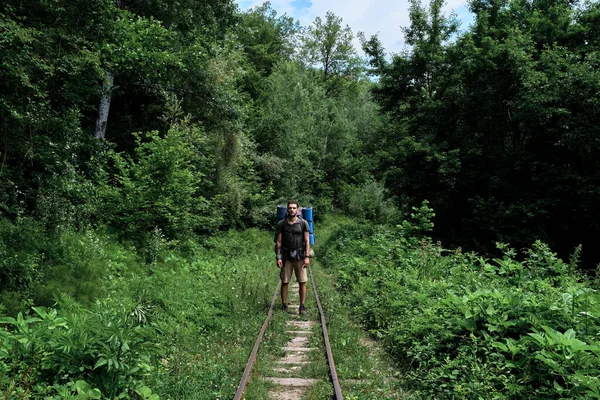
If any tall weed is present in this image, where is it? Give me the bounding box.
[0,297,159,398]
[321,219,600,398]
[1,219,138,313]
[1,228,280,399]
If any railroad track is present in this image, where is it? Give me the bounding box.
[233,265,343,400]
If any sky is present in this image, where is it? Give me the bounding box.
[235,0,475,56]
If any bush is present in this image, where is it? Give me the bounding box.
[321,221,600,399]
[0,218,46,298]
[340,180,400,224]
[0,298,159,398]
[0,217,142,314]
[97,126,223,249]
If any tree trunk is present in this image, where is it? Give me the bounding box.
[94,71,114,139]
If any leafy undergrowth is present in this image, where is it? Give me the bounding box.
[311,260,409,399]
[0,228,279,399]
[312,215,412,399]
[320,212,600,399]
[6,211,599,399]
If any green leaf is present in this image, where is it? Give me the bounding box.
[563,329,576,340]
[0,317,17,326]
[136,386,153,399]
[50,318,69,329]
[492,342,508,351]
[32,307,47,319]
[534,354,563,373]
[74,380,92,394]
[94,358,108,369]
[463,318,477,332]
[528,332,546,345]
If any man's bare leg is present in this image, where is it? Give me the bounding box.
[299,282,306,306]
[281,282,289,305]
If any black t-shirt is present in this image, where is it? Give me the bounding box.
[276,218,309,251]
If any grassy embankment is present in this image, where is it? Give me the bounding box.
[319,215,600,399]
[1,226,280,399]
[5,211,597,399]
[0,217,406,399]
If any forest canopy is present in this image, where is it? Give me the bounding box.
[1,0,600,292]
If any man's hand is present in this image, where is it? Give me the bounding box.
[277,259,283,268]
[303,257,310,268]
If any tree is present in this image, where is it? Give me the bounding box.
[299,11,363,93]
[0,1,108,221]
[366,0,600,267]
[238,2,299,77]
[236,2,300,100]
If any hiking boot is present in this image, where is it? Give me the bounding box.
[299,304,307,315]
[281,303,288,311]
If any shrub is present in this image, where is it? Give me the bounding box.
[97,126,223,249]
[0,217,143,314]
[0,218,46,305]
[321,220,600,399]
[0,297,159,398]
[341,180,400,224]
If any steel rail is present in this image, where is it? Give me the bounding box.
[309,265,344,400]
[233,279,281,400]
[234,265,343,399]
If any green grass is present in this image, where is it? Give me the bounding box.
[146,229,283,399]
[318,215,600,399]
[310,258,410,399]
[1,228,284,399]
[1,218,421,399]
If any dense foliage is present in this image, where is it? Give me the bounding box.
[0,0,388,304]
[322,214,600,398]
[1,229,276,398]
[363,0,600,267]
[1,0,600,397]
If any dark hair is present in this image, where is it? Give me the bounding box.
[287,199,299,208]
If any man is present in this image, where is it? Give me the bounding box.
[275,200,310,315]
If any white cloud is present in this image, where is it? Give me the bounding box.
[236,0,472,56]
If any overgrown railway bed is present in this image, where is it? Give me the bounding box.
[233,265,343,399]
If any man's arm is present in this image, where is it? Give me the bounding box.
[276,231,283,268]
[303,223,310,267]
